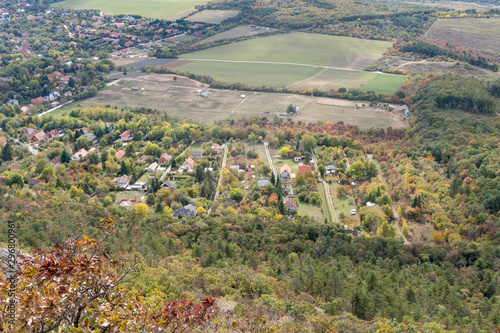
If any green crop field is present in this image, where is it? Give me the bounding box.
[177,33,404,93]
[185,10,240,24]
[359,74,407,94]
[51,0,207,19]
[177,61,318,88]
[180,33,391,69]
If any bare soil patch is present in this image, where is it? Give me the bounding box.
[111,58,143,67]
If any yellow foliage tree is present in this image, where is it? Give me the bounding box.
[135,203,149,218]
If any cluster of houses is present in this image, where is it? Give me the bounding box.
[24,128,63,143]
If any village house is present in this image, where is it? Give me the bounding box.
[280,164,291,181]
[114,150,125,160]
[182,157,195,171]
[31,131,46,142]
[285,198,298,214]
[161,180,177,189]
[325,164,336,174]
[192,151,203,159]
[146,162,158,172]
[298,165,313,174]
[50,156,61,167]
[138,155,153,163]
[173,204,197,218]
[113,174,130,188]
[24,128,35,137]
[159,153,172,164]
[119,130,132,140]
[71,148,88,162]
[81,133,97,145]
[8,162,20,170]
[211,143,224,154]
[258,179,271,189]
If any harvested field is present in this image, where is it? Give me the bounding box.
[111,58,143,67]
[426,18,500,54]
[53,74,409,129]
[185,10,240,24]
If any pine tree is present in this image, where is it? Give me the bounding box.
[61,150,70,163]
[1,140,13,161]
[120,160,128,175]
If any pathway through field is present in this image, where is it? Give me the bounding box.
[183,58,404,77]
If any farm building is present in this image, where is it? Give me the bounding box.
[197,91,209,98]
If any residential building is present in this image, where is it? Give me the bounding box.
[280,164,291,181]
[159,153,172,164]
[182,157,195,170]
[115,150,125,160]
[113,174,130,188]
[146,162,158,172]
[285,198,297,213]
[173,204,197,218]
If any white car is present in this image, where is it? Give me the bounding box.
[350,209,356,216]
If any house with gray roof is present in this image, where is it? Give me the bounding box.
[173,204,197,218]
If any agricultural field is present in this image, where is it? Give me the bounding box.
[180,33,391,68]
[177,61,319,88]
[50,74,408,128]
[51,0,207,19]
[287,68,406,93]
[185,10,240,24]
[425,18,500,54]
[195,25,277,45]
[176,33,405,93]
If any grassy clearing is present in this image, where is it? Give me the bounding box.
[359,74,407,94]
[52,0,206,19]
[290,68,405,94]
[195,25,277,45]
[186,10,240,24]
[425,18,500,54]
[180,33,391,69]
[329,182,357,224]
[177,61,319,88]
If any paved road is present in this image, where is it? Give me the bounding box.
[183,58,404,77]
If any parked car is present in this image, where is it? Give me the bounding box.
[350,209,356,216]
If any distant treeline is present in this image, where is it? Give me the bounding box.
[399,40,499,72]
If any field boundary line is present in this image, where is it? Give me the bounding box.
[183,59,404,76]
[286,68,327,89]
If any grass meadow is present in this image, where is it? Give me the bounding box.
[180,33,391,68]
